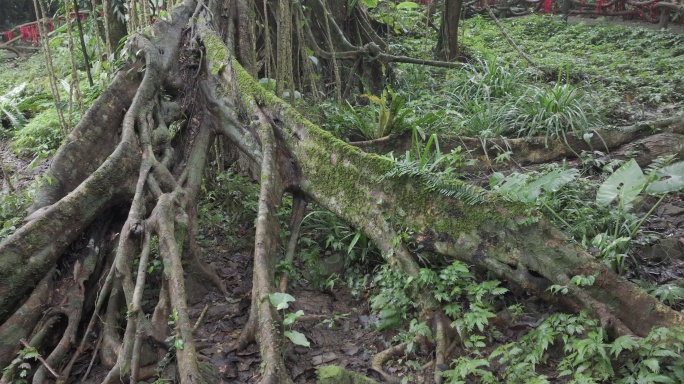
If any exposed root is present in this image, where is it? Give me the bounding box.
[245,108,293,383]
[152,196,201,382]
[0,267,55,369]
[79,330,103,383]
[433,311,449,384]
[278,194,306,292]
[371,343,406,383]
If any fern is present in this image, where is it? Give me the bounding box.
[644,154,677,178]
[0,83,28,131]
[381,159,486,204]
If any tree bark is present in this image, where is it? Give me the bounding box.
[437,0,462,61]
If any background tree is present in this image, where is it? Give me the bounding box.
[436,0,463,60]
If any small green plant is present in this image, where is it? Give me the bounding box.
[371,261,507,350]
[453,58,527,100]
[491,157,684,274]
[11,108,74,164]
[298,205,380,284]
[453,97,516,137]
[516,81,599,147]
[166,310,184,350]
[357,87,409,140]
[318,312,350,330]
[2,345,41,384]
[446,311,684,383]
[0,83,29,132]
[636,281,684,308]
[0,180,35,241]
[381,132,483,204]
[269,292,310,347]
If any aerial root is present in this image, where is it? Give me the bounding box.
[278,194,306,292]
[433,312,450,384]
[232,105,294,383]
[153,193,203,382]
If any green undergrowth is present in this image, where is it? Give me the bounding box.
[364,254,684,384]
[1,24,103,161]
[461,15,684,112]
[346,13,684,145]
[0,181,36,242]
[196,168,259,250]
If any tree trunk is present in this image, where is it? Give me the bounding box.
[437,0,462,61]
[0,0,682,382]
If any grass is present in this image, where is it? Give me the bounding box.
[461,15,684,112]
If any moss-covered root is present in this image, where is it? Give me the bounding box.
[371,343,406,383]
[317,365,380,384]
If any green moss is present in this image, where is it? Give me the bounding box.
[317,365,378,384]
[202,28,536,252]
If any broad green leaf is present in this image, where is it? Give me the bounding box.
[284,330,310,347]
[283,310,304,326]
[308,55,319,66]
[645,161,684,194]
[258,78,277,91]
[269,292,295,310]
[609,335,638,357]
[397,1,419,9]
[527,168,579,194]
[596,159,646,210]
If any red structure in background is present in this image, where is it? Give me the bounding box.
[2,12,83,45]
[18,21,53,46]
[1,2,682,45]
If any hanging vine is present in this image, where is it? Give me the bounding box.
[64,0,85,123]
[33,0,68,136]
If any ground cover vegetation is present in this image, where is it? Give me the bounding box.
[0,0,684,383]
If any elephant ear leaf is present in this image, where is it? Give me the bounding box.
[645,161,684,195]
[596,159,646,211]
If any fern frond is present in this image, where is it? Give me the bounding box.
[645,155,677,177]
[381,160,485,205]
[429,179,486,204]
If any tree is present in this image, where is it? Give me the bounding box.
[0,1,682,383]
[436,0,463,60]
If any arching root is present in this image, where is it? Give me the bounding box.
[372,343,406,383]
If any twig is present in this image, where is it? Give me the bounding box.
[192,304,209,333]
[80,331,103,383]
[485,5,540,69]
[19,339,59,379]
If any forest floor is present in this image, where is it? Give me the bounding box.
[2,110,683,382]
